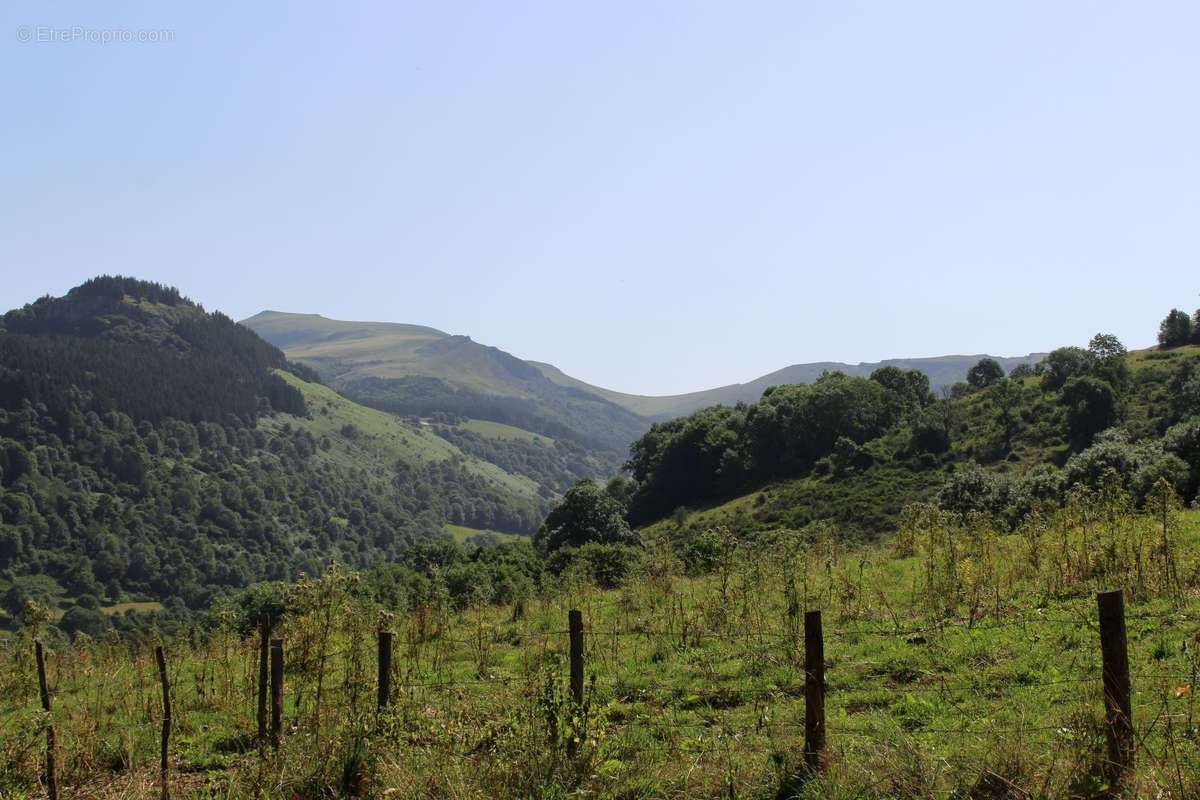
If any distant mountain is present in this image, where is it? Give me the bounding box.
[533,354,1047,420]
[242,311,649,454]
[245,311,1044,434]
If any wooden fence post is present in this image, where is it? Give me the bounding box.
[377,630,393,713]
[270,639,284,750]
[803,609,826,772]
[35,639,57,800]
[155,645,171,800]
[568,609,584,758]
[257,613,269,749]
[1097,589,1133,777]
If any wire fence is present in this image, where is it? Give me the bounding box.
[4,587,1199,798]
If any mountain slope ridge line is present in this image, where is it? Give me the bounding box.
[243,309,1044,422]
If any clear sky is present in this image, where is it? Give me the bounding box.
[2,2,1197,395]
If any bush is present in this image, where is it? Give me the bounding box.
[1000,464,1064,525]
[1131,454,1189,506]
[442,562,494,610]
[966,358,1004,390]
[58,606,110,639]
[74,593,101,610]
[1060,376,1118,448]
[936,463,1001,517]
[1063,430,1159,492]
[230,581,296,634]
[830,436,873,475]
[910,407,950,455]
[1008,363,1035,380]
[545,543,642,589]
[1039,347,1091,392]
[1164,417,1200,498]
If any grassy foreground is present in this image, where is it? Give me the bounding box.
[3,494,1200,799]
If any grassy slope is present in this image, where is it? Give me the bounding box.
[246,311,1044,425]
[243,311,650,458]
[268,370,541,501]
[444,523,524,544]
[640,463,947,542]
[455,418,555,445]
[5,506,1199,799]
[244,311,538,397]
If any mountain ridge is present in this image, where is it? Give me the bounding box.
[244,310,1045,423]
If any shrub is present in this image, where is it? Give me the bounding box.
[936,463,1001,517]
[545,543,642,589]
[1063,430,1160,492]
[230,580,296,634]
[1131,453,1189,506]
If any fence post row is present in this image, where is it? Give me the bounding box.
[568,609,585,758]
[19,589,1150,791]
[155,645,171,800]
[803,609,826,772]
[1096,589,1133,778]
[35,639,58,800]
[270,639,284,750]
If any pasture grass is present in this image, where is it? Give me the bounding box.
[456,419,554,446]
[4,500,1200,798]
[444,524,525,546]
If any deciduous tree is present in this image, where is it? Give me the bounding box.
[966,358,1004,390]
[1158,309,1193,349]
[533,479,635,555]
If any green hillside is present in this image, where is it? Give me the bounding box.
[244,311,1049,509]
[242,311,648,455]
[246,311,1045,428]
[0,278,549,629]
[614,330,1200,545]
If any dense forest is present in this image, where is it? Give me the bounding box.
[0,276,317,425]
[429,417,616,495]
[0,278,551,635]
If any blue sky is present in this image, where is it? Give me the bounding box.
[2,1,1197,395]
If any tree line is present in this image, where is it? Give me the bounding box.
[534,321,1200,556]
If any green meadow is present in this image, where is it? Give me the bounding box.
[3,492,1199,799]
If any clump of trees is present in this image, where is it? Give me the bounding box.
[619,367,936,525]
[1158,307,1200,349]
[532,321,1200,541]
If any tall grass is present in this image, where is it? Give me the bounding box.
[4,483,1200,798]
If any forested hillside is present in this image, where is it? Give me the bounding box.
[0,278,550,628]
[245,311,1043,496]
[612,320,1200,541]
